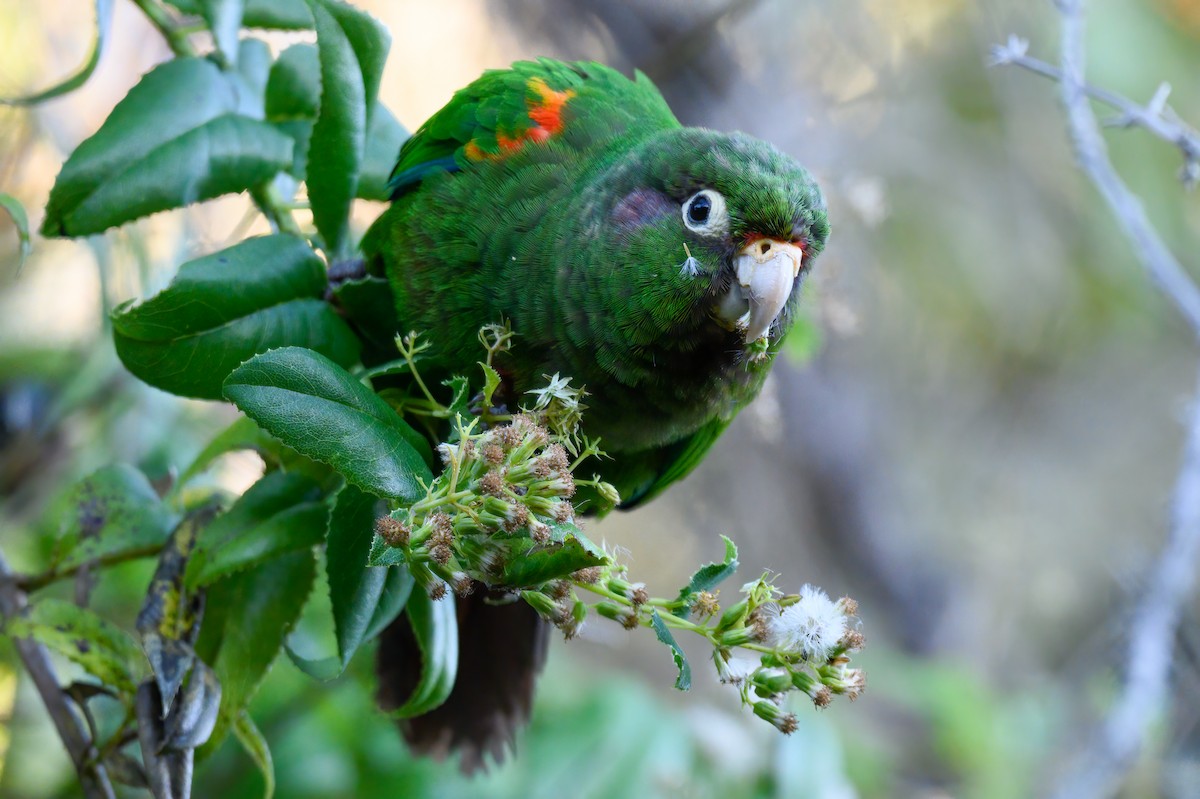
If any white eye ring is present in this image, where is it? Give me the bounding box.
[681,189,729,237]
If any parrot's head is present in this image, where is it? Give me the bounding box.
[598,128,829,350]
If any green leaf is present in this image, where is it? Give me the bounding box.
[53,463,177,571]
[675,535,739,613]
[333,275,400,352]
[649,610,691,691]
[493,522,607,587]
[41,57,290,237]
[305,0,390,254]
[326,484,388,667]
[10,598,143,693]
[357,105,408,201]
[198,549,317,755]
[201,0,245,66]
[167,0,311,29]
[265,44,319,180]
[178,416,276,487]
[444,375,471,423]
[0,193,31,273]
[479,362,503,409]
[389,588,457,718]
[223,347,433,501]
[266,44,320,120]
[0,0,112,106]
[187,471,329,588]
[233,711,275,799]
[362,565,414,642]
[112,234,360,399]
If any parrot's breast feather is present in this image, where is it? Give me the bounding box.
[386,59,679,197]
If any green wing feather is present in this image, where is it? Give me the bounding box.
[386,58,677,196]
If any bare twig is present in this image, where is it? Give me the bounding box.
[995,2,1200,796]
[0,550,116,799]
[990,34,1200,187]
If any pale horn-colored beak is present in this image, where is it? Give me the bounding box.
[715,239,804,343]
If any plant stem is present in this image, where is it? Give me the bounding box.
[0,549,116,799]
[16,543,165,592]
[130,0,196,58]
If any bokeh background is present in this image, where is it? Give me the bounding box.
[3,0,1200,796]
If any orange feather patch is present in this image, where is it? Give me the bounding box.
[464,77,576,161]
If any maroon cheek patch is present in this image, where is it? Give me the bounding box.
[610,188,676,232]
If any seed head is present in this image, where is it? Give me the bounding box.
[375,516,410,548]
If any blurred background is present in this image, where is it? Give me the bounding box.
[3,0,1200,796]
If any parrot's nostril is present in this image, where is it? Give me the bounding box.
[760,242,770,255]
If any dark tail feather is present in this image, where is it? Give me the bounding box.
[375,590,549,773]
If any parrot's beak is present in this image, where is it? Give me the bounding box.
[716,239,804,342]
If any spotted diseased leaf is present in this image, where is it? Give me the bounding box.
[41,57,291,237]
[112,235,360,400]
[223,347,433,501]
[186,471,329,588]
[649,610,691,691]
[53,463,177,571]
[10,598,143,693]
[676,535,739,614]
[389,588,457,718]
[137,509,210,713]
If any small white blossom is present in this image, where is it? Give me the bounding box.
[767,584,847,660]
[526,373,580,410]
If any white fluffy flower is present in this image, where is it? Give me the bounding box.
[767,584,847,660]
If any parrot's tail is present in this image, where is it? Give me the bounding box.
[375,588,549,773]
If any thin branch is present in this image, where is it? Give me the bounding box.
[990,34,1200,186]
[993,1,1200,796]
[0,550,116,799]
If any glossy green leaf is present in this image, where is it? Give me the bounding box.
[0,193,31,273]
[187,471,329,588]
[357,105,408,201]
[676,535,739,613]
[10,598,143,693]
[389,588,457,718]
[198,549,317,755]
[649,610,691,691]
[112,234,360,399]
[326,484,388,667]
[305,0,364,255]
[41,57,288,237]
[223,347,433,501]
[201,0,244,65]
[493,522,608,587]
[0,0,112,105]
[233,711,275,799]
[53,463,177,571]
[362,564,414,642]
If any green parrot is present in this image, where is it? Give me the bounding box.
[355,58,828,770]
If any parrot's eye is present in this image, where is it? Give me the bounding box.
[682,190,728,236]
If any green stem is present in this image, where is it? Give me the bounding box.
[130,0,196,57]
[250,184,303,238]
[16,544,166,592]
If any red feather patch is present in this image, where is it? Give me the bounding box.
[464,77,576,162]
